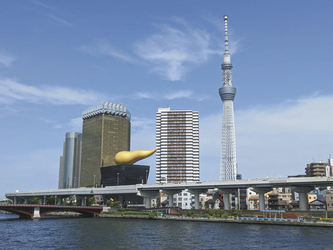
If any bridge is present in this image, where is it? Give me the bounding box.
[5,176,333,212]
[0,204,103,219]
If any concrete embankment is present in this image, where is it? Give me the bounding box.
[99,214,333,227]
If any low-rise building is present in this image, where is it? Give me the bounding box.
[305,162,331,177]
[309,199,326,211]
[247,196,259,210]
[325,192,333,211]
[268,192,291,210]
[173,191,194,209]
[247,195,269,210]
[156,192,168,208]
[307,193,317,208]
[199,193,214,209]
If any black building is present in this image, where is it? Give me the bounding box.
[100,164,150,186]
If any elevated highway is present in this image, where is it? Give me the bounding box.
[137,176,333,210]
[5,176,333,211]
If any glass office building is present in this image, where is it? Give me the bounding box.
[58,132,82,189]
[79,102,131,187]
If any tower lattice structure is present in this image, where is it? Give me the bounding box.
[219,15,237,181]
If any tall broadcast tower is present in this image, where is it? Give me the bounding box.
[219,15,237,181]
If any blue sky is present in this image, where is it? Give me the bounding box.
[1,0,333,198]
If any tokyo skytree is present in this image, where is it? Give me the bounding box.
[219,15,237,181]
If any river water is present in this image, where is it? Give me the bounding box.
[1,213,333,249]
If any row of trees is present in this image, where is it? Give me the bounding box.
[185,208,242,218]
[26,196,94,206]
[25,196,121,207]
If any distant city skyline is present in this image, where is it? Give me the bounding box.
[1,1,333,198]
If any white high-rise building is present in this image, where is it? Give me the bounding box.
[156,108,199,183]
[219,15,237,180]
[58,132,82,189]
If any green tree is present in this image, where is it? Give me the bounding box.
[87,197,95,206]
[76,198,82,206]
[186,210,195,217]
[67,196,78,206]
[45,196,58,205]
[28,197,40,204]
[106,198,120,208]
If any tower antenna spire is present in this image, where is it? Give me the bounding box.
[222,15,233,87]
[224,15,229,53]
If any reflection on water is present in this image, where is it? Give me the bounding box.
[1,213,333,249]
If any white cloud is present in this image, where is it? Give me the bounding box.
[0,79,105,105]
[134,92,155,99]
[67,117,83,131]
[199,94,333,181]
[30,0,56,11]
[48,14,73,27]
[81,17,240,82]
[132,90,208,101]
[134,19,219,81]
[164,90,193,99]
[80,40,134,63]
[0,51,15,67]
[131,117,155,130]
[38,117,82,131]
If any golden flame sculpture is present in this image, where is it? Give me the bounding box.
[115,148,158,165]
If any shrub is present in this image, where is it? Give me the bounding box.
[186,210,195,217]
[222,214,229,219]
[319,218,333,222]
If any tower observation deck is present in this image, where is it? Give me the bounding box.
[219,15,237,181]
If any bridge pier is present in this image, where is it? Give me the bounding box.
[81,197,87,206]
[32,207,41,219]
[163,190,182,208]
[137,190,159,208]
[292,187,313,211]
[57,197,62,205]
[219,189,236,210]
[252,188,272,211]
[188,189,207,209]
